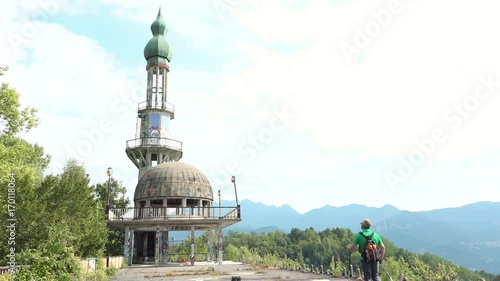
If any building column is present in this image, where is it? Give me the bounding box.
[155,66,160,106]
[147,67,153,106]
[129,230,134,266]
[204,200,209,217]
[161,231,169,263]
[190,225,196,266]
[124,226,130,265]
[209,201,212,218]
[182,198,187,215]
[155,226,160,266]
[207,228,213,263]
[162,67,167,104]
[217,224,223,265]
[143,232,148,262]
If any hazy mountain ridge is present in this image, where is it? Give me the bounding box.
[372,210,475,250]
[227,199,500,274]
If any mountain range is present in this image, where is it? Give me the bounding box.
[223,199,500,274]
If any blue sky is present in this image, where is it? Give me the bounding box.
[1,0,500,214]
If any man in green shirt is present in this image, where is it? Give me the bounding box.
[348,218,385,281]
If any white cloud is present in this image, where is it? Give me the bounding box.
[223,0,500,160]
[2,0,500,214]
[1,7,144,192]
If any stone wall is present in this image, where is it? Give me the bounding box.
[81,256,124,273]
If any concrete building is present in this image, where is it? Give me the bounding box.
[108,8,241,266]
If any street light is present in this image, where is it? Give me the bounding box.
[105,167,113,215]
[105,167,112,269]
[231,176,239,206]
[217,190,221,218]
[231,176,240,219]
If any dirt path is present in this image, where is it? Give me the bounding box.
[111,261,347,281]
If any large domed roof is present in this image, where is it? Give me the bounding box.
[134,162,213,201]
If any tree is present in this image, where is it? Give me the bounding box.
[93,178,130,210]
[93,178,131,256]
[0,65,115,279]
[0,66,50,263]
[218,229,494,281]
[35,160,108,258]
[0,137,51,254]
[0,66,39,136]
[224,244,239,261]
[15,226,82,281]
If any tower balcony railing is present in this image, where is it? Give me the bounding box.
[108,206,241,221]
[138,101,175,112]
[126,137,183,150]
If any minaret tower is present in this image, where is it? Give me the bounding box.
[126,7,182,180]
[110,9,241,266]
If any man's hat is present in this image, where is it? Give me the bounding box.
[361,218,372,228]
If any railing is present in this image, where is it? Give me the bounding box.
[138,101,175,112]
[108,206,241,221]
[126,137,182,150]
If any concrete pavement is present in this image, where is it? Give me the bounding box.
[111,261,347,281]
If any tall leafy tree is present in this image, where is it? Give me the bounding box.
[0,66,50,262]
[93,178,131,256]
[0,66,109,280]
[39,160,108,258]
[93,178,130,210]
[0,66,39,136]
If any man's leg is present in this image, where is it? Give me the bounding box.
[372,261,381,281]
[361,260,373,281]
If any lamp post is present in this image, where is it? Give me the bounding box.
[231,176,238,206]
[105,167,112,269]
[106,167,113,215]
[218,190,221,218]
[231,176,240,219]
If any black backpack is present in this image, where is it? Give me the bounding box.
[360,232,381,263]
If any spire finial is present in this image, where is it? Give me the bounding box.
[150,7,167,36]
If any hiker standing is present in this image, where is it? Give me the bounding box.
[347,218,385,281]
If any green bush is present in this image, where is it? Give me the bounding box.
[81,270,109,281]
[121,260,128,269]
[105,267,117,276]
[13,227,81,281]
[330,255,344,277]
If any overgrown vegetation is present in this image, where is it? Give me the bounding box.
[174,228,499,281]
[0,66,127,280]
